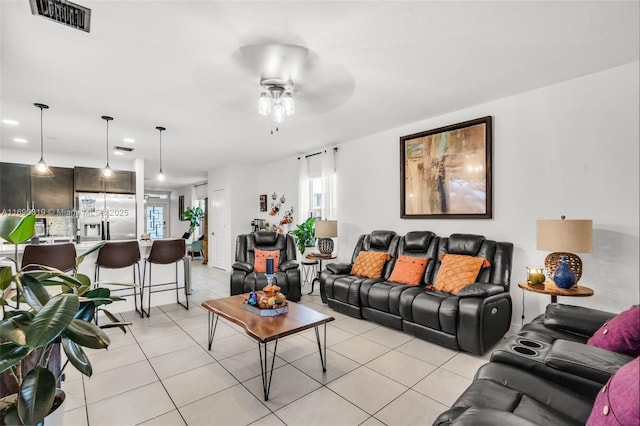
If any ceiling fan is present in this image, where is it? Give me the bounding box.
[233,41,355,117]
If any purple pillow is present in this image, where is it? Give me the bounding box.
[586,358,639,426]
[587,307,640,357]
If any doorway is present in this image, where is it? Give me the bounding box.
[211,189,229,270]
[145,192,170,239]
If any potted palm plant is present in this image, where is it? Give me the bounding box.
[289,217,316,256]
[0,214,130,425]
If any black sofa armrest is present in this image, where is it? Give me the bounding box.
[232,261,253,273]
[440,407,540,426]
[326,262,352,274]
[279,259,299,271]
[457,283,505,298]
[544,339,633,384]
[543,303,616,337]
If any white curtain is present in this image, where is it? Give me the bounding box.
[320,148,337,219]
[297,156,310,223]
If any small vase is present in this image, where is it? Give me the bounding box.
[553,256,576,289]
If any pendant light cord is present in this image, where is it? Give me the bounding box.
[105,119,109,165]
[39,106,44,159]
[156,126,166,174]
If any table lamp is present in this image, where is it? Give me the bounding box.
[315,220,337,255]
[536,216,592,289]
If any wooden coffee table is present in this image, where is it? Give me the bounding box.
[202,294,334,400]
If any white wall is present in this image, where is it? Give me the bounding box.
[336,62,639,326]
[211,62,639,327]
[254,156,300,231]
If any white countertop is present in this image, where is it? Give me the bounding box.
[0,240,153,256]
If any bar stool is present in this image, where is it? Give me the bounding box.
[21,243,77,273]
[141,239,189,317]
[94,241,142,317]
[301,259,319,288]
[20,243,77,308]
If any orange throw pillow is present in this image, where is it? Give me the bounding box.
[431,254,490,294]
[254,249,280,273]
[388,255,428,286]
[351,251,391,279]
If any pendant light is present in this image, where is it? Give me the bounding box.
[156,126,165,181]
[32,103,54,177]
[100,115,114,179]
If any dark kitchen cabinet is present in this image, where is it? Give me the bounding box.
[74,167,105,193]
[0,163,30,212]
[0,163,74,212]
[31,167,74,212]
[105,170,135,194]
[75,167,135,194]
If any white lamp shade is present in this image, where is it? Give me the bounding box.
[537,219,593,253]
[315,220,338,238]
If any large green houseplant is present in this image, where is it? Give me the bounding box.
[289,217,316,255]
[183,206,205,236]
[0,214,130,425]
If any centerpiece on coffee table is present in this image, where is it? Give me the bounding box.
[243,285,289,316]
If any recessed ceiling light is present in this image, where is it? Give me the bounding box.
[2,119,19,125]
[113,150,124,156]
[13,138,27,143]
[123,137,135,143]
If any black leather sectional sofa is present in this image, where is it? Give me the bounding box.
[435,303,639,425]
[320,230,514,355]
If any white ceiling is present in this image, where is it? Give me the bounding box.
[1,1,638,189]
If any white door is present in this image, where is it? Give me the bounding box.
[211,189,229,270]
[146,203,168,239]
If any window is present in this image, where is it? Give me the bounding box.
[299,148,337,221]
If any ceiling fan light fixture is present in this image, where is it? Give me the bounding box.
[283,93,294,116]
[258,80,294,125]
[258,93,271,116]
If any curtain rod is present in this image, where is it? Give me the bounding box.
[193,182,207,188]
[297,146,338,160]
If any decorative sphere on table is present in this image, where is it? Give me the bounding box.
[553,256,576,289]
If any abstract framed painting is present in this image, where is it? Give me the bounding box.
[400,116,492,219]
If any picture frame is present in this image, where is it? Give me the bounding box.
[400,116,492,219]
[259,194,267,212]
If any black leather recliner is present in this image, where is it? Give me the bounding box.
[435,304,637,425]
[321,230,400,318]
[400,234,514,355]
[230,231,301,301]
[359,231,438,329]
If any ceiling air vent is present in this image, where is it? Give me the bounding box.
[114,146,134,153]
[29,0,91,33]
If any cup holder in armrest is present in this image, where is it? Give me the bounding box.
[512,346,538,356]
[516,338,544,349]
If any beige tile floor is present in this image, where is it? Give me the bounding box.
[61,262,507,426]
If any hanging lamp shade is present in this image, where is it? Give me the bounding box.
[100,115,114,179]
[31,103,54,177]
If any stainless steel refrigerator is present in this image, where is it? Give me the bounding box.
[76,193,136,241]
